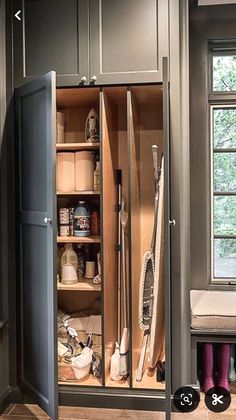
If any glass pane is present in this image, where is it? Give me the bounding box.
[213,108,236,148]
[214,195,236,235]
[214,238,236,278]
[213,55,236,92]
[214,153,236,192]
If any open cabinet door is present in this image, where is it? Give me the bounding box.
[15,72,58,420]
[163,58,172,419]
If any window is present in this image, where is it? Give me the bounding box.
[210,48,236,282]
[213,54,236,92]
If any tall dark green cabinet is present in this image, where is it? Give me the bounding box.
[0,1,191,419]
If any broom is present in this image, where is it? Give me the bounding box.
[119,197,129,378]
[136,145,162,382]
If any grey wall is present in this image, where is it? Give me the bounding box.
[190,3,236,290]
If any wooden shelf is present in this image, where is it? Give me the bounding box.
[57,190,100,195]
[132,370,165,390]
[57,235,100,243]
[57,279,101,292]
[105,376,129,388]
[58,376,102,387]
[56,143,100,151]
[58,362,102,387]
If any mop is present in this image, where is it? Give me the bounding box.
[136,145,162,382]
[110,170,123,381]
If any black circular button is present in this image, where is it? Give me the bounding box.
[173,386,200,413]
[205,386,231,413]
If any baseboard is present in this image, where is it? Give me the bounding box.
[1,385,166,412]
[0,386,23,415]
[59,386,166,411]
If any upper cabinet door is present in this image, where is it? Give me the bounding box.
[89,0,168,84]
[13,0,89,87]
[15,72,58,420]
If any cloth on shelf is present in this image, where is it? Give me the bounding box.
[57,308,102,355]
[67,316,90,332]
[86,315,101,335]
[191,290,236,330]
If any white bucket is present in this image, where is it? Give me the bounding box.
[71,347,93,380]
[57,152,75,192]
[75,151,94,191]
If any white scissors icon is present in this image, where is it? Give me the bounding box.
[212,394,224,406]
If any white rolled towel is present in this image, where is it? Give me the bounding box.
[57,152,75,192]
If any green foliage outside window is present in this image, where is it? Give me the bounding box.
[214,153,236,192]
[213,55,236,92]
[212,106,236,270]
[213,108,236,148]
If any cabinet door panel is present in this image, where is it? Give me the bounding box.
[163,57,171,417]
[15,72,57,420]
[13,0,89,87]
[90,0,168,84]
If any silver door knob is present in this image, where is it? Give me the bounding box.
[80,76,87,83]
[91,75,97,83]
[44,217,52,224]
[169,219,176,227]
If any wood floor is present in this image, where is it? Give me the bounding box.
[1,398,236,420]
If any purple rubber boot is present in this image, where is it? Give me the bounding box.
[217,343,230,392]
[202,343,214,393]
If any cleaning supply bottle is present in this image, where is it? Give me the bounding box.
[94,161,100,192]
[74,201,91,237]
[61,244,78,284]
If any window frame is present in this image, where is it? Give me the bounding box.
[210,104,236,284]
[209,43,236,286]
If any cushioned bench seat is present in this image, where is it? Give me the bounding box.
[190,290,236,330]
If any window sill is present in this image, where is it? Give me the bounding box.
[208,282,236,291]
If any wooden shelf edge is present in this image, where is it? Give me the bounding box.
[57,279,101,292]
[56,142,100,151]
[57,191,100,195]
[105,376,130,388]
[58,378,102,387]
[57,236,101,244]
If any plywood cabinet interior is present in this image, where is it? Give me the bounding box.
[55,85,165,391]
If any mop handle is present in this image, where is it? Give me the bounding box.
[150,146,161,251]
[121,198,128,328]
[117,182,122,343]
[117,170,122,344]
[151,155,163,253]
